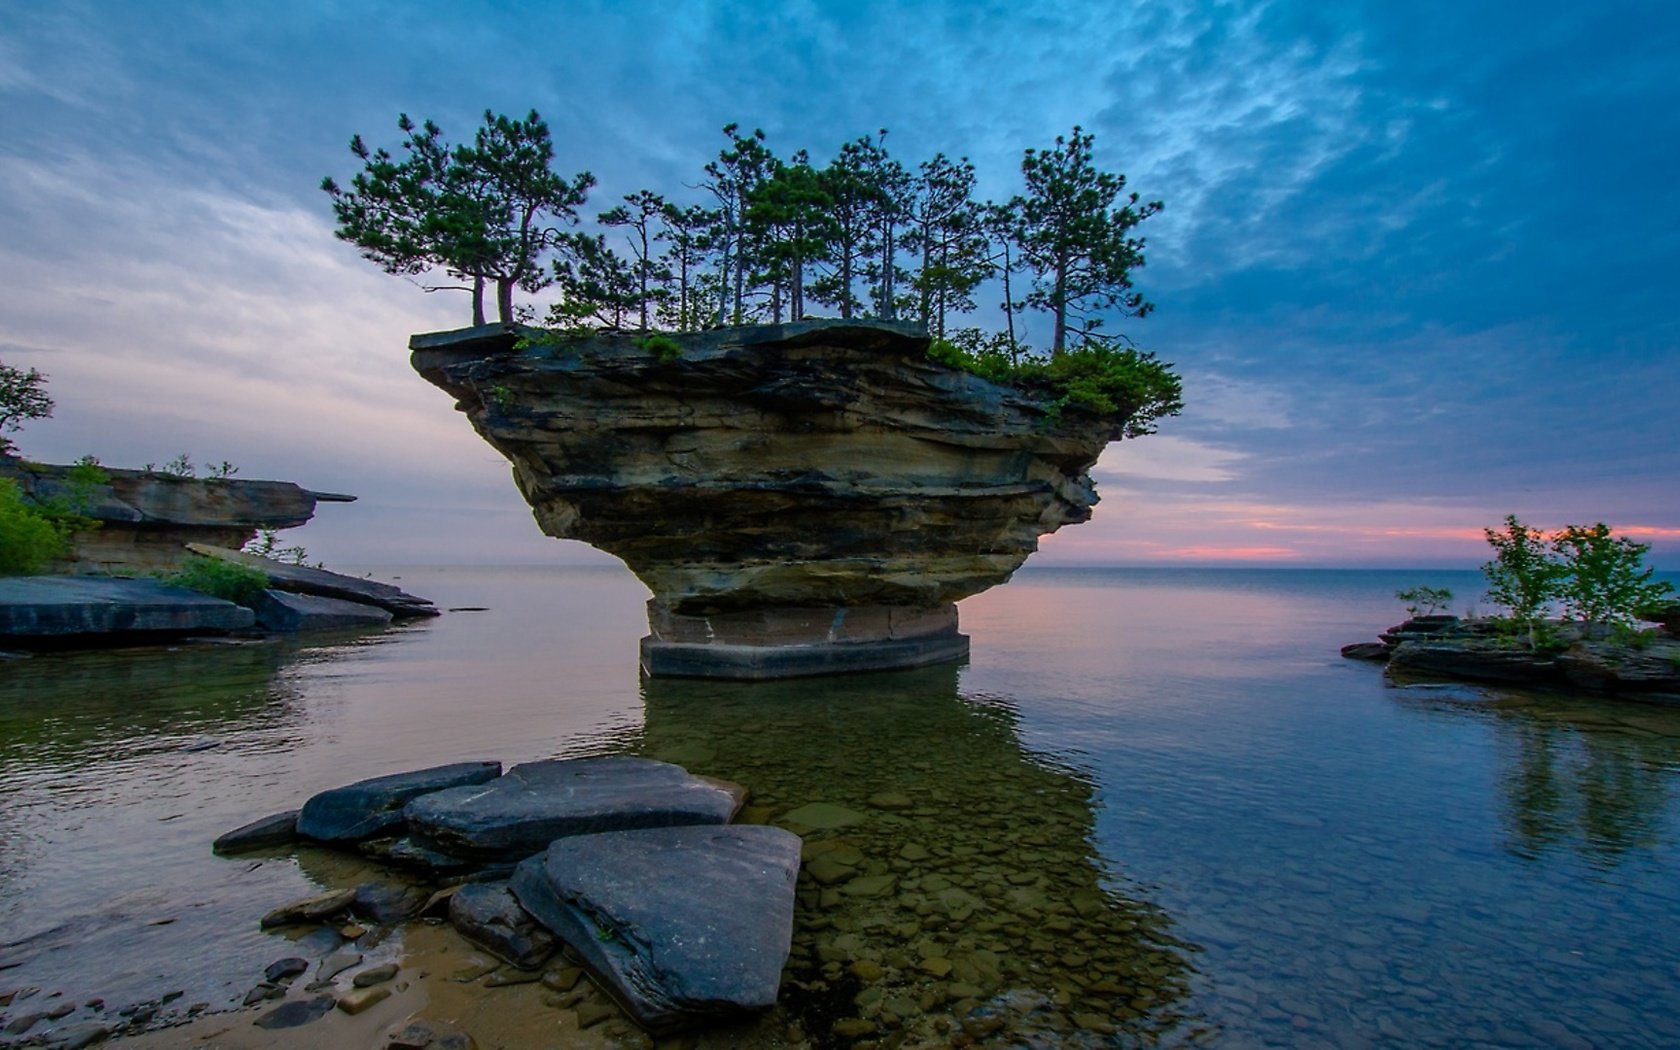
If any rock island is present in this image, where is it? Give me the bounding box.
[412,319,1134,678]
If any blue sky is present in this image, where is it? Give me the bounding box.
[2,1,1675,568]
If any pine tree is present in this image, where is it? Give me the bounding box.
[323,110,594,324]
[600,190,671,331]
[701,125,776,324]
[809,138,882,319]
[906,154,991,339]
[657,203,718,330]
[1009,127,1160,354]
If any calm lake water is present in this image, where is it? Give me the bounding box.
[3,565,1680,1048]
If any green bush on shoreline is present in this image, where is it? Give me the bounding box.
[163,555,271,607]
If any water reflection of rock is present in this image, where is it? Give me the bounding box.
[0,641,297,765]
[1394,685,1680,866]
[635,666,1198,1047]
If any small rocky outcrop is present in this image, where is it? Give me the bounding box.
[411,320,1133,676]
[509,825,802,1035]
[1344,616,1680,697]
[0,455,353,576]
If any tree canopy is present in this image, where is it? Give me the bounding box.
[323,110,594,324]
[0,360,53,456]
[326,115,1180,429]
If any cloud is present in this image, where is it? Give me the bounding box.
[0,0,1674,571]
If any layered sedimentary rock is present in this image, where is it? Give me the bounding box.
[0,456,353,575]
[411,320,1127,676]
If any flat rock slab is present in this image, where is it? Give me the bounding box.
[186,544,438,617]
[405,757,742,863]
[297,761,502,843]
[510,824,801,1035]
[0,576,254,637]
[251,589,393,632]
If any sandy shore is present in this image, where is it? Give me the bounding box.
[107,923,663,1050]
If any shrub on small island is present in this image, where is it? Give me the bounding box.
[165,555,271,607]
[1480,515,1673,642]
[1396,586,1453,618]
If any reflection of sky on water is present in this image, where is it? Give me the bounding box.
[2,565,1679,1046]
[963,567,1680,1046]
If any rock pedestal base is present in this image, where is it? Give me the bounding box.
[639,602,970,680]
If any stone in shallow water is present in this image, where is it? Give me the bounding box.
[252,995,335,1029]
[250,589,394,632]
[212,809,299,854]
[260,887,358,928]
[509,824,801,1035]
[296,761,502,843]
[781,802,863,829]
[448,882,556,970]
[405,757,740,863]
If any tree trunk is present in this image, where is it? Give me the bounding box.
[638,227,650,332]
[496,278,514,324]
[839,250,854,319]
[472,275,486,327]
[881,226,896,320]
[791,247,804,322]
[1001,249,1018,362]
[1051,254,1068,356]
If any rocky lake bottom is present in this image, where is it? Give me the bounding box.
[3,565,1680,1048]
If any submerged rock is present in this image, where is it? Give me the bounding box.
[404,757,742,863]
[252,995,335,1030]
[212,810,299,854]
[296,761,502,844]
[509,824,802,1035]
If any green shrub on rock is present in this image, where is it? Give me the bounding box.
[927,336,1183,437]
[164,555,271,607]
[0,479,66,575]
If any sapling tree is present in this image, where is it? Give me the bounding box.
[1482,515,1565,645]
[1551,523,1673,629]
[1396,586,1454,618]
[0,361,52,455]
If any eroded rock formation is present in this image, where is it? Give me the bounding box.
[411,319,1129,675]
[0,456,353,575]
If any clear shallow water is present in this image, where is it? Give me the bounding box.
[2,565,1679,1047]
